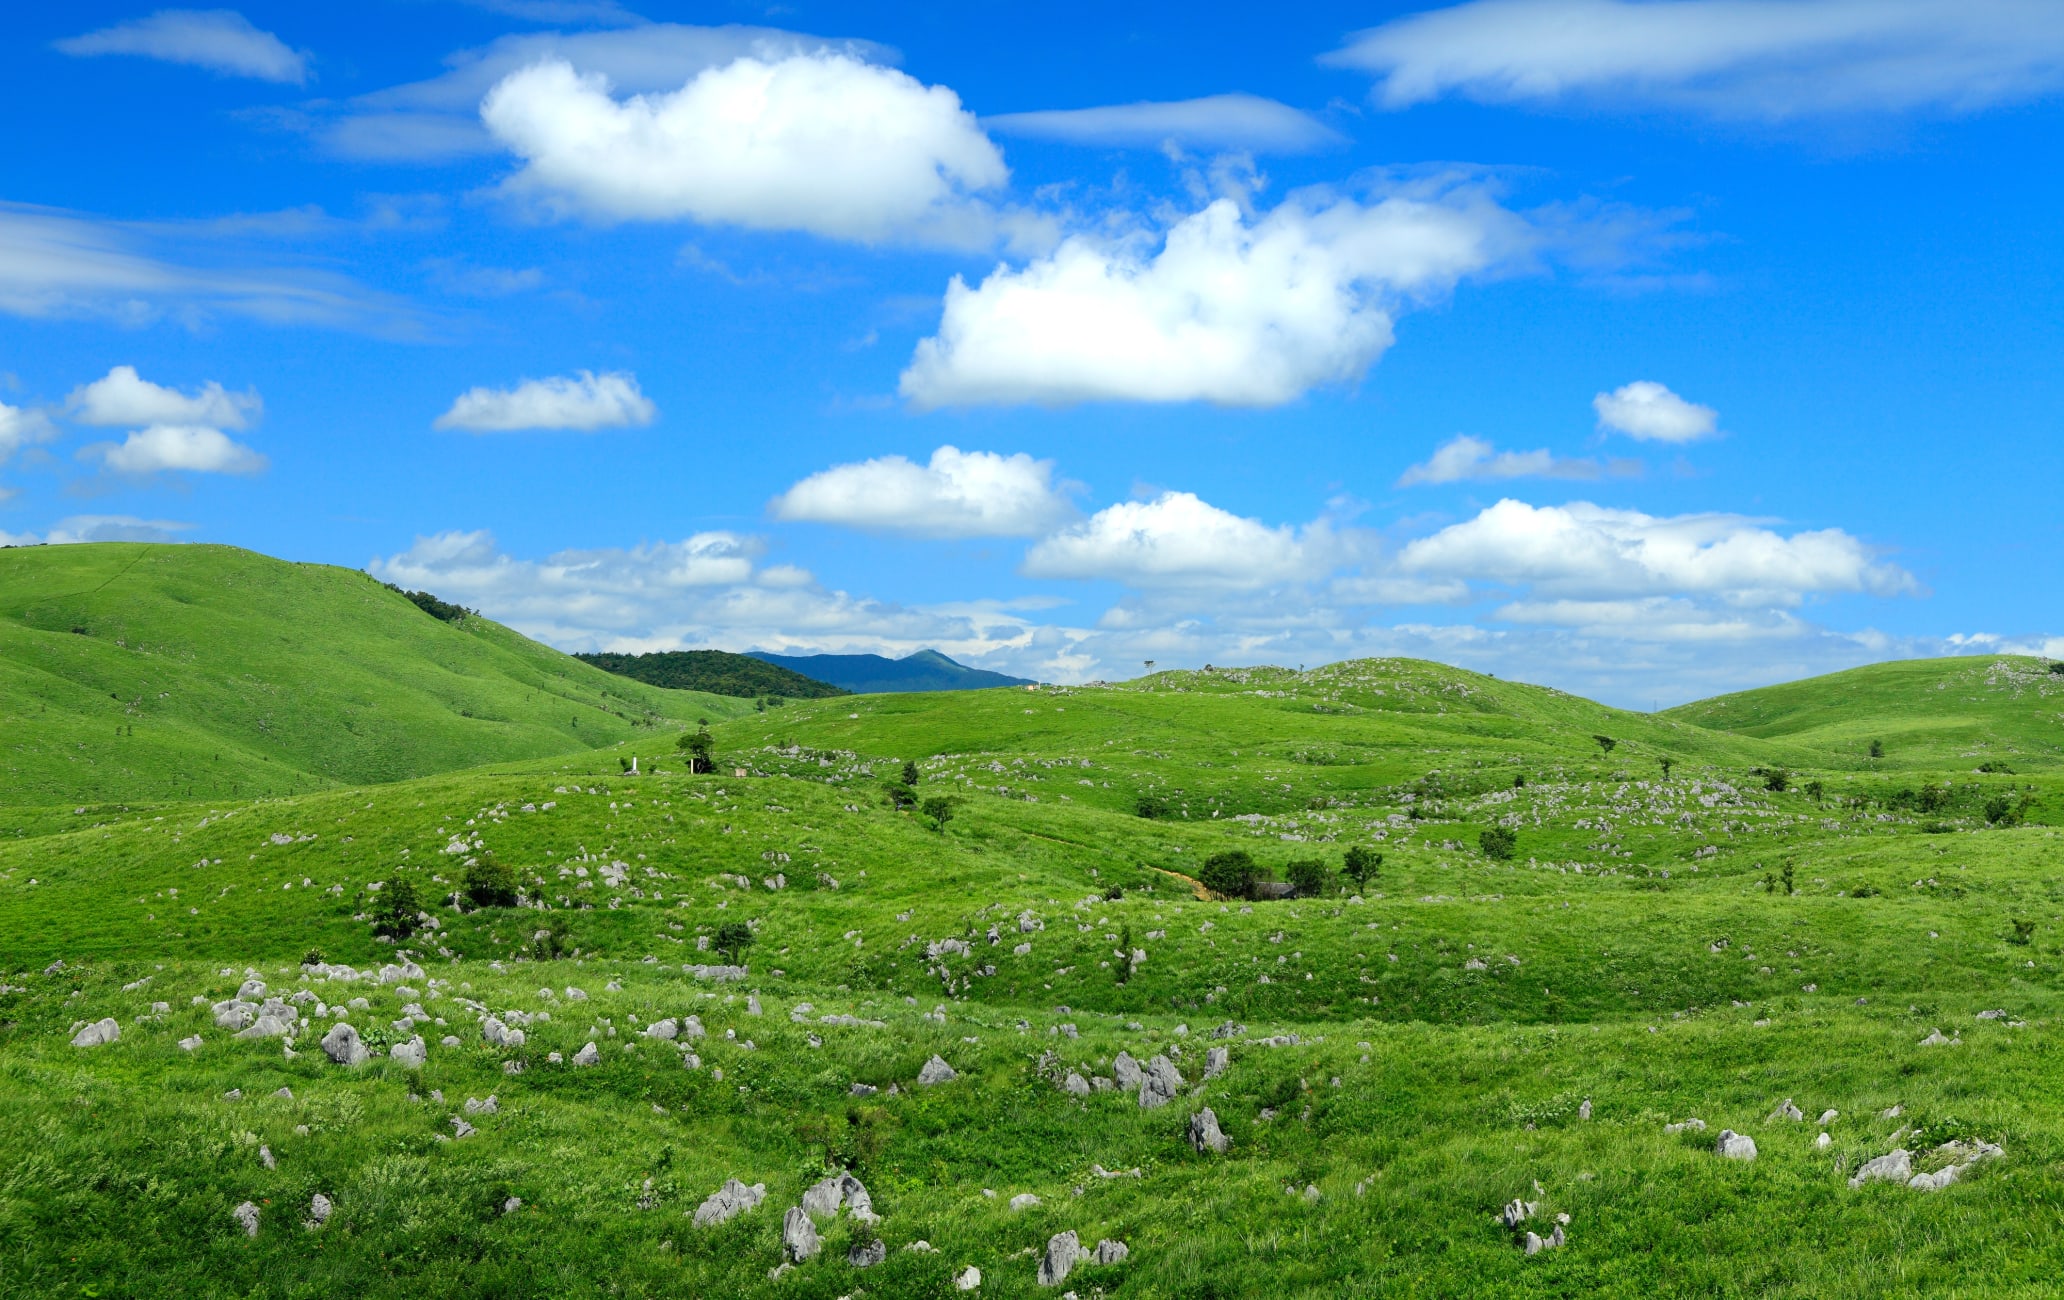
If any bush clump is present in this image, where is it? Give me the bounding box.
[1199,850,1257,899]
[372,876,421,938]
[1480,827,1518,861]
[1342,845,1382,890]
[713,920,755,963]
[1285,858,1328,898]
[464,854,519,909]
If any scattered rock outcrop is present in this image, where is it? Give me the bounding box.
[694,1179,766,1227]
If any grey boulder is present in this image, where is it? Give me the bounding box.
[320,1022,369,1066]
[848,1238,887,1268]
[1715,1130,1757,1161]
[1139,1055,1182,1109]
[70,1018,120,1048]
[782,1206,821,1262]
[1037,1230,1088,1286]
[1849,1149,1913,1189]
[1112,1051,1143,1089]
[1203,1046,1230,1080]
[1188,1107,1230,1154]
[389,1036,427,1068]
[917,1055,957,1086]
[693,1178,766,1227]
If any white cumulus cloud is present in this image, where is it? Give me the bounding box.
[434,371,656,433]
[1592,380,1717,442]
[1399,498,1916,604]
[1023,492,1352,590]
[0,401,56,460]
[1325,0,2064,120]
[480,52,1008,245]
[771,445,1074,538]
[1398,434,1603,485]
[86,425,267,476]
[900,182,1530,408]
[985,94,1342,153]
[56,9,308,84]
[67,365,260,429]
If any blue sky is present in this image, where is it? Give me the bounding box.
[2,0,2060,706]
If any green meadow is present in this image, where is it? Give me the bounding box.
[4,545,2064,1296]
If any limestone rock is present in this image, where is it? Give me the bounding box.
[848,1238,887,1268]
[645,1018,679,1040]
[70,1018,120,1048]
[1203,1046,1230,1080]
[572,1041,600,1066]
[1818,1109,1839,1126]
[955,1265,983,1290]
[1769,1098,1804,1122]
[1664,1118,1706,1134]
[917,1054,956,1086]
[390,1036,427,1068]
[1715,1130,1757,1161]
[1112,1052,1143,1089]
[178,1035,203,1052]
[1909,1165,1961,1191]
[802,1175,845,1220]
[1139,1055,1182,1109]
[1010,1193,1041,1212]
[308,1193,333,1227]
[232,1201,260,1237]
[320,1022,368,1066]
[1037,1230,1087,1286]
[1850,1149,1913,1188]
[236,1014,294,1040]
[1062,1072,1090,1096]
[1188,1107,1230,1154]
[782,1206,820,1262]
[693,1178,767,1227]
[1093,1239,1129,1265]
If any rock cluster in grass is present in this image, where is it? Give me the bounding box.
[693,1178,766,1227]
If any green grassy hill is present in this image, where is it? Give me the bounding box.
[0,542,749,805]
[1664,655,2064,769]
[576,649,848,700]
[2,652,2061,1296]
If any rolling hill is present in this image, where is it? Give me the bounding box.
[574,649,847,699]
[1663,655,2064,769]
[0,542,749,805]
[748,647,1034,693]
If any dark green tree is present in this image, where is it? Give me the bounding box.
[678,726,715,774]
[1342,845,1382,889]
[372,875,421,938]
[921,795,958,832]
[1593,734,1617,755]
[1869,739,1884,758]
[464,853,519,909]
[1286,858,1328,898]
[1198,850,1257,899]
[1480,826,1518,861]
[1764,768,1791,793]
[1134,792,1168,819]
[713,920,755,963]
[883,781,918,812]
[1659,757,1674,779]
[901,760,921,788]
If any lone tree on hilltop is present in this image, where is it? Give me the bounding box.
[1480,826,1518,861]
[1198,849,1257,900]
[713,920,754,963]
[1286,858,1328,899]
[1593,734,1617,756]
[1342,845,1382,889]
[464,853,519,909]
[901,760,921,788]
[678,726,715,774]
[921,795,958,833]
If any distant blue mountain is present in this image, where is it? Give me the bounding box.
[747,648,1034,694]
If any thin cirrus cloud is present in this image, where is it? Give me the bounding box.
[900,177,1533,408]
[1022,492,1352,590]
[478,51,1011,247]
[1398,498,1917,605]
[1592,380,1717,442]
[1397,434,1611,486]
[84,425,268,476]
[55,9,309,85]
[0,202,419,334]
[434,371,657,433]
[770,446,1075,539]
[315,24,881,162]
[1324,0,2064,120]
[67,364,261,429]
[985,93,1344,153]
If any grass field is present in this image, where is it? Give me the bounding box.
[0,543,748,806]
[3,562,2062,1296]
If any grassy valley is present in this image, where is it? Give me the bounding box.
[3,610,2063,1295]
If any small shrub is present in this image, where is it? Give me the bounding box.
[1659,757,1674,779]
[1198,850,1257,899]
[713,920,754,963]
[2011,919,2037,945]
[882,782,917,812]
[1593,734,1616,755]
[1134,793,1168,819]
[1764,768,1791,793]
[2051,661,2064,676]
[901,761,921,788]
[301,948,326,967]
[1513,773,1526,788]
[1780,862,1796,896]
[1103,884,1124,901]
[1850,884,1880,898]
[1285,858,1328,898]
[1342,845,1382,889]
[1976,760,2015,774]
[372,876,421,938]
[1805,780,1825,803]
[530,918,570,961]
[1869,739,1884,758]
[464,854,519,909]
[677,727,715,774]
[921,796,958,832]
[1480,827,1517,861]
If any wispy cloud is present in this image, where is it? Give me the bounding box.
[986,94,1343,153]
[434,371,656,432]
[56,9,309,84]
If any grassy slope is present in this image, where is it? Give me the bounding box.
[2,657,2063,1295]
[1663,655,2064,769]
[0,542,749,805]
